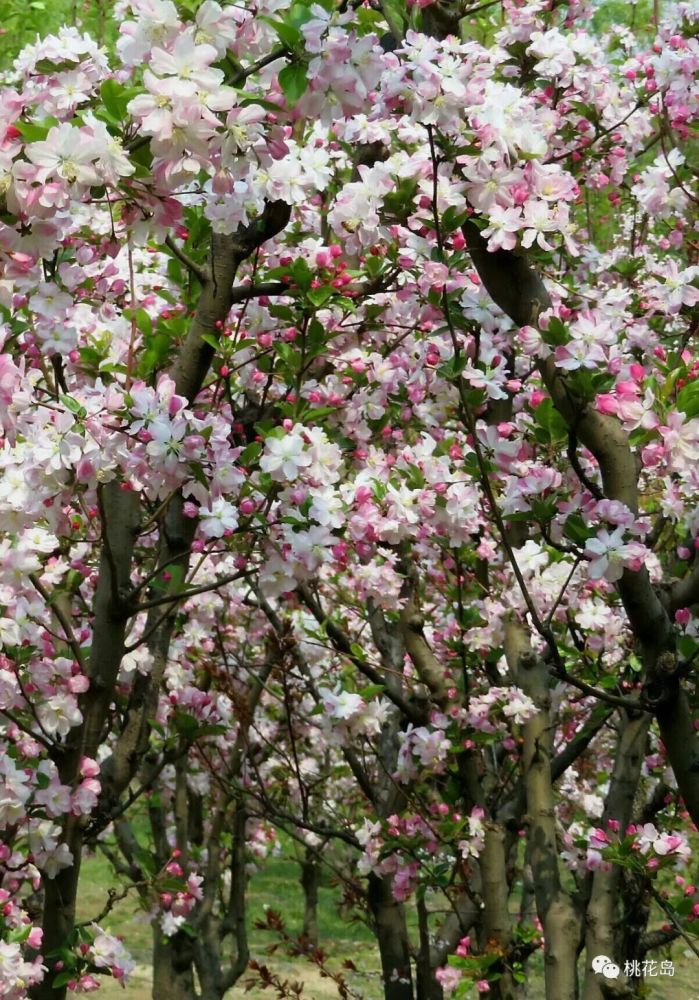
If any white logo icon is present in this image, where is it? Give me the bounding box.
[592,955,620,979]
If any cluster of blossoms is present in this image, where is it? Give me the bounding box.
[156,855,204,937]
[0,938,45,1000]
[73,926,136,992]
[0,752,100,882]
[317,684,390,742]
[435,930,524,995]
[0,0,697,994]
[562,819,692,875]
[357,805,486,903]
[465,686,537,736]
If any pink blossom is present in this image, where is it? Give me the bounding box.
[435,966,462,992]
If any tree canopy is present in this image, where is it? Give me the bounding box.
[0,1,698,999]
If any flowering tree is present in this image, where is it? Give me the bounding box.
[0,0,698,999]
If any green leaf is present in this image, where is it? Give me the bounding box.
[359,684,385,698]
[534,398,567,442]
[563,513,591,546]
[307,285,334,307]
[278,63,308,105]
[628,653,642,673]
[240,441,263,466]
[287,1,315,28]
[15,118,57,142]
[173,712,200,738]
[677,380,699,419]
[261,17,302,47]
[380,0,406,38]
[541,317,568,346]
[33,57,76,74]
[135,308,153,337]
[135,846,158,876]
[60,394,87,420]
[152,564,185,593]
[236,94,285,112]
[52,971,75,988]
[195,723,228,738]
[438,355,467,380]
[7,925,33,944]
[441,206,469,234]
[290,257,312,292]
[200,332,220,350]
[307,318,326,351]
[679,634,699,660]
[130,140,154,173]
[304,405,338,420]
[100,78,130,122]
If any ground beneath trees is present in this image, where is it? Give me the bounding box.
[76,849,699,999]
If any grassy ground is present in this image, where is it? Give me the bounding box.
[76,849,699,999]
[76,848,382,998]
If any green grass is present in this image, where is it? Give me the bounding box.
[77,847,375,957]
[76,846,699,999]
[76,845,382,998]
[0,0,119,71]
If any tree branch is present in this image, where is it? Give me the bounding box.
[164,235,208,284]
[297,583,425,724]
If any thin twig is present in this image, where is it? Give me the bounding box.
[649,884,699,961]
[568,430,604,500]
[164,235,209,284]
[129,568,251,614]
[28,573,86,669]
[229,47,289,85]
[553,667,648,713]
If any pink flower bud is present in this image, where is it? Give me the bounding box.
[27,927,43,949]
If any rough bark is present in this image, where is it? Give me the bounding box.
[506,621,581,1000]
[369,873,416,1000]
[581,714,650,1000]
[152,929,196,1000]
[366,601,416,999]
[462,221,551,327]
[32,482,140,1000]
[97,494,197,819]
[415,894,435,1000]
[300,845,320,947]
[481,823,519,1000]
[399,569,449,704]
[171,204,291,401]
[191,650,278,998]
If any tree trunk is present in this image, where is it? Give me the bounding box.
[415,894,441,1000]
[300,845,320,947]
[31,483,141,1000]
[368,873,415,1000]
[481,822,520,1000]
[582,715,650,1000]
[507,622,581,1000]
[153,928,197,1000]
